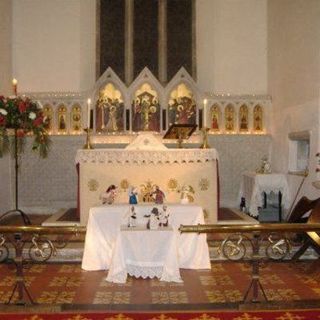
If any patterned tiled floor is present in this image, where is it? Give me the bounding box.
[0,261,320,307]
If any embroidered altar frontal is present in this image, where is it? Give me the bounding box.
[76,148,218,225]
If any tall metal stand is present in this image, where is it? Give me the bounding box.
[0,129,31,225]
[243,233,268,303]
[6,234,35,305]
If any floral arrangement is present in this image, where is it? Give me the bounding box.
[0,95,51,158]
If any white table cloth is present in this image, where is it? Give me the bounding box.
[239,172,290,217]
[82,203,210,272]
[106,226,182,283]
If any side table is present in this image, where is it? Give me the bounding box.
[239,172,290,221]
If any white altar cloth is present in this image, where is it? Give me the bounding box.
[82,204,210,271]
[106,226,182,283]
[76,148,219,225]
[239,172,290,217]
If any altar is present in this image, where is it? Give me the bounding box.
[75,143,219,225]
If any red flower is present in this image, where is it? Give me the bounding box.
[33,116,43,127]
[0,115,6,126]
[18,101,27,113]
[16,129,25,137]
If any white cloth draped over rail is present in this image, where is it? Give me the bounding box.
[82,204,211,274]
[106,226,182,283]
[76,148,219,225]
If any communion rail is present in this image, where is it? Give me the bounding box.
[0,223,320,305]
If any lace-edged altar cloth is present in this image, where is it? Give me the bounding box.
[75,148,218,165]
[106,226,182,283]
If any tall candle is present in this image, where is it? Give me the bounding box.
[12,78,18,96]
[203,99,207,128]
[87,98,91,129]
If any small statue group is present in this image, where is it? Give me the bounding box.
[145,206,170,230]
[150,185,165,204]
[101,185,117,204]
[180,185,194,204]
[256,156,272,174]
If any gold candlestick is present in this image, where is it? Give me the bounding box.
[83,128,94,149]
[200,127,210,149]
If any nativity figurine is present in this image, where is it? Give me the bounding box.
[101,184,117,204]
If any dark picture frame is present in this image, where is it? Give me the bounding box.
[163,124,197,148]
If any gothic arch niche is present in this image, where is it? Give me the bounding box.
[43,104,54,134]
[71,104,82,134]
[210,103,221,132]
[253,104,263,132]
[96,83,125,133]
[131,83,160,132]
[225,104,235,132]
[239,104,249,132]
[57,105,67,134]
[168,83,196,127]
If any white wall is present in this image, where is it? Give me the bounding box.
[268,0,320,204]
[79,0,97,91]
[197,0,267,95]
[11,0,267,95]
[0,0,13,213]
[12,0,96,93]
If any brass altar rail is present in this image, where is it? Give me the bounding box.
[1,222,320,305]
[0,225,86,234]
[1,223,320,235]
[179,223,320,233]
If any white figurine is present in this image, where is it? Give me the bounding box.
[180,185,194,204]
[146,207,160,230]
[257,156,272,174]
[158,205,169,227]
[101,185,117,204]
[128,186,138,204]
[127,206,137,228]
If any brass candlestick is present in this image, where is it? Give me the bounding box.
[83,128,94,149]
[200,127,210,149]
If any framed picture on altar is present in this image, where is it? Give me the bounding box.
[163,124,197,148]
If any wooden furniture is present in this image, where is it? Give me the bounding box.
[292,198,320,260]
[286,196,320,223]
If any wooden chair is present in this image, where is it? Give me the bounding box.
[291,198,320,260]
[286,196,320,223]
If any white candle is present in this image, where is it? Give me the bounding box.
[87,98,91,129]
[203,99,207,128]
[12,78,18,96]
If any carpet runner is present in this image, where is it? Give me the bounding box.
[1,310,320,320]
